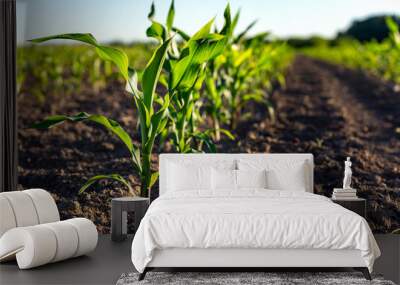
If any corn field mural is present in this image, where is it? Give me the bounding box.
[17,1,399,233]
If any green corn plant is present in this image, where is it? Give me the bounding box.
[30,32,172,198]
[211,36,262,129]
[202,7,287,135]
[224,44,255,129]
[147,1,228,152]
[203,4,239,141]
[242,38,292,122]
[386,17,400,48]
[383,17,400,83]
[208,27,291,130]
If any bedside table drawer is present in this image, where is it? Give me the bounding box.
[332,199,366,218]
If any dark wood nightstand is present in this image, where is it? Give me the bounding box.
[331,197,366,218]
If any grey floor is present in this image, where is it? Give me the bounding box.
[1,234,398,285]
[0,235,134,285]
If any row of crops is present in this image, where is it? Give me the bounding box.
[26,2,292,197]
[17,44,153,102]
[304,17,400,85]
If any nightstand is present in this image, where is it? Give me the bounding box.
[331,197,366,218]
[111,197,149,241]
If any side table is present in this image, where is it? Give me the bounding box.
[331,197,366,218]
[111,197,149,241]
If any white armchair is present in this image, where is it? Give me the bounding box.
[0,189,98,269]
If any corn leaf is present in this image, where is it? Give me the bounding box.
[190,35,227,64]
[182,42,227,89]
[142,39,171,110]
[171,52,191,89]
[175,63,201,90]
[234,48,252,67]
[172,35,226,89]
[144,94,170,150]
[386,17,400,46]
[191,18,214,41]
[79,174,132,194]
[148,2,155,20]
[166,0,175,32]
[146,21,167,42]
[30,33,129,80]
[136,98,151,129]
[31,112,137,163]
[219,129,235,140]
[95,46,130,80]
[172,33,220,93]
[205,76,219,100]
[29,33,98,45]
[172,27,190,41]
[246,32,270,47]
[149,172,159,188]
[126,67,142,98]
[192,132,216,153]
[220,4,232,37]
[386,17,399,34]
[88,114,136,154]
[232,10,240,33]
[193,68,207,90]
[234,20,257,44]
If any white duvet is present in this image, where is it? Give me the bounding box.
[131,190,380,273]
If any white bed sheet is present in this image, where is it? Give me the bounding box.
[131,190,380,273]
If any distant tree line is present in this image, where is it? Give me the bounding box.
[285,14,400,48]
[339,14,400,42]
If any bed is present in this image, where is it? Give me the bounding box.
[131,154,380,280]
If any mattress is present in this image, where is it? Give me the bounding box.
[131,190,380,273]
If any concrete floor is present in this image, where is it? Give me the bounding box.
[1,234,398,285]
[373,234,400,284]
[0,235,134,285]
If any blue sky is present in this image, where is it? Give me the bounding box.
[17,0,400,44]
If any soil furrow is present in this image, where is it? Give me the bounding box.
[268,56,399,232]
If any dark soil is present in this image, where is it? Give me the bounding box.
[18,55,400,233]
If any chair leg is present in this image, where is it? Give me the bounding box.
[138,268,148,281]
[354,267,371,280]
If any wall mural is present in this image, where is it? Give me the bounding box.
[17,1,400,233]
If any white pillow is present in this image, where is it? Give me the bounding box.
[265,163,307,191]
[212,168,237,190]
[167,162,212,192]
[237,159,308,191]
[212,168,267,190]
[236,169,267,189]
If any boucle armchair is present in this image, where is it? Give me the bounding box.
[0,189,98,269]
